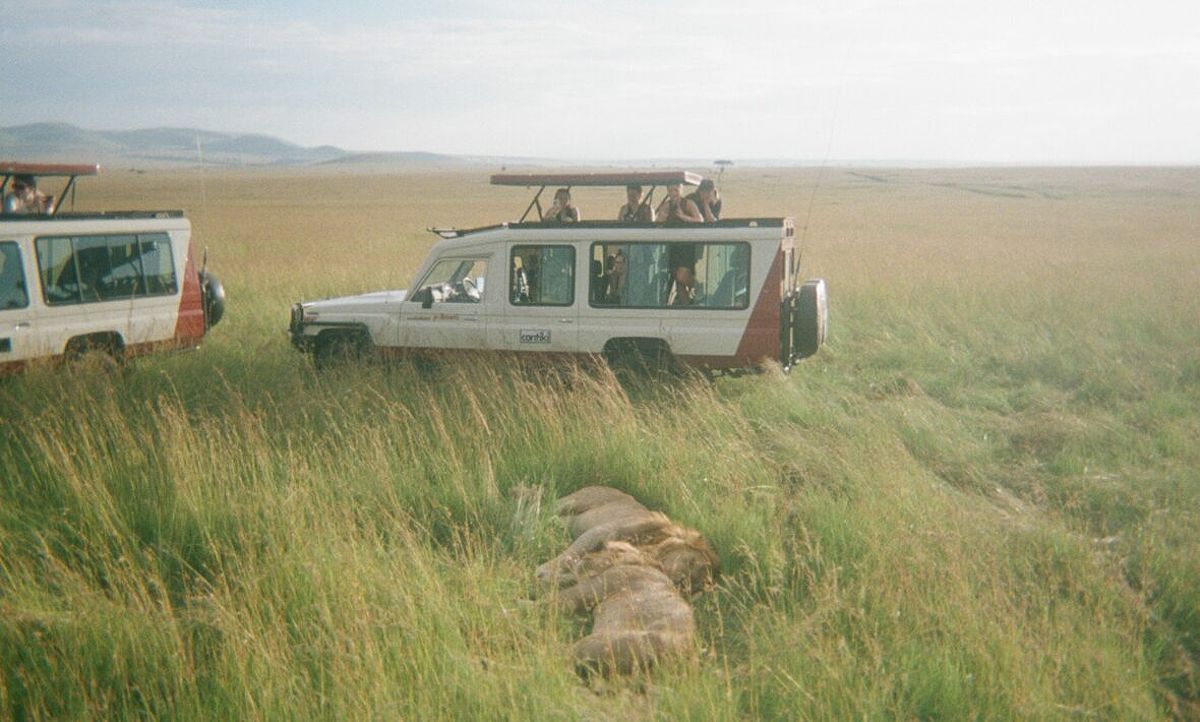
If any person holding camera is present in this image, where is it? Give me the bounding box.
[543,188,580,223]
[3,175,54,215]
[617,184,654,222]
[686,179,721,222]
[656,182,703,223]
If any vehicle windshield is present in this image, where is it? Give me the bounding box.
[414,258,487,304]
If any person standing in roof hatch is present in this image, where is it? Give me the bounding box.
[617,184,654,222]
[686,179,721,222]
[3,175,54,215]
[656,182,702,223]
[543,188,580,223]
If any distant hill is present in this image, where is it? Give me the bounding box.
[317,150,462,167]
[0,123,351,167]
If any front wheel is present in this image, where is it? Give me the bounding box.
[313,331,368,371]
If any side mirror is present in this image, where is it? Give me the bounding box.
[411,287,435,309]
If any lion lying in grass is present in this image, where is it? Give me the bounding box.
[538,486,720,595]
[551,541,697,675]
[537,486,720,676]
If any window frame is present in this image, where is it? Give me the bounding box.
[587,241,753,311]
[410,256,489,305]
[509,244,576,308]
[34,232,179,306]
[0,241,29,311]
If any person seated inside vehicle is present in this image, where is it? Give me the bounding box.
[665,265,696,306]
[602,250,627,305]
[617,184,654,222]
[512,256,532,303]
[685,179,721,222]
[656,183,703,224]
[3,174,54,215]
[543,188,580,223]
[589,259,605,303]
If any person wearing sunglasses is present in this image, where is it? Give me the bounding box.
[3,174,54,215]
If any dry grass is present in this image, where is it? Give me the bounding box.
[2,164,1198,719]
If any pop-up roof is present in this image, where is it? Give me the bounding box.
[490,170,704,222]
[1,162,101,216]
[490,170,702,188]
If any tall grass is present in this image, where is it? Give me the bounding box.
[1,167,1197,719]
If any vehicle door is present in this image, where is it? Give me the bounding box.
[0,239,36,364]
[31,233,173,357]
[27,234,107,358]
[120,232,185,348]
[579,241,667,354]
[494,243,579,353]
[661,241,754,358]
[401,254,493,350]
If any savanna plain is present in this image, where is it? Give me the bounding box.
[1,165,1198,720]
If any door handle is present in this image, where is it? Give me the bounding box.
[558,318,574,324]
[14,322,30,329]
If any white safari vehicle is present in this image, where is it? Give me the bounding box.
[0,162,225,374]
[289,171,827,376]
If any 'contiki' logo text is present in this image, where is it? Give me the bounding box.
[519,329,551,344]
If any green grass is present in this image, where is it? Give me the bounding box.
[1,167,1197,719]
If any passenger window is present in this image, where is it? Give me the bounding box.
[510,245,574,306]
[36,236,82,305]
[139,234,177,296]
[101,235,143,299]
[36,233,179,305]
[74,235,112,302]
[590,242,750,310]
[0,242,28,310]
[412,258,487,304]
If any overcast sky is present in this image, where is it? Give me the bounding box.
[2,0,1198,163]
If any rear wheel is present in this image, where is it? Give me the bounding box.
[603,338,682,386]
[64,333,124,372]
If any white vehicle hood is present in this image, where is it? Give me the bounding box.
[302,289,407,313]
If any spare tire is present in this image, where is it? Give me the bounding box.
[793,278,828,360]
[201,271,226,329]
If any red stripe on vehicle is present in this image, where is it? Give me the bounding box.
[174,249,206,342]
[734,250,783,364]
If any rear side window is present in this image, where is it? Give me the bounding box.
[36,236,81,305]
[101,235,144,298]
[36,233,178,305]
[0,241,28,310]
[590,241,751,309]
[510,245,574,306]
[140,235,178,295]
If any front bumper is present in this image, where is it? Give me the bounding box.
[288,303,314,352]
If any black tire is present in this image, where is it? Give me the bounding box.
[603,338,680,385]
[64,334,124,372]
[793,279,828,360]
[313,331,367,371]
[200,271,226,329]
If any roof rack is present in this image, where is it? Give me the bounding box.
[1,162,101,217]
[491,170,704,223]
